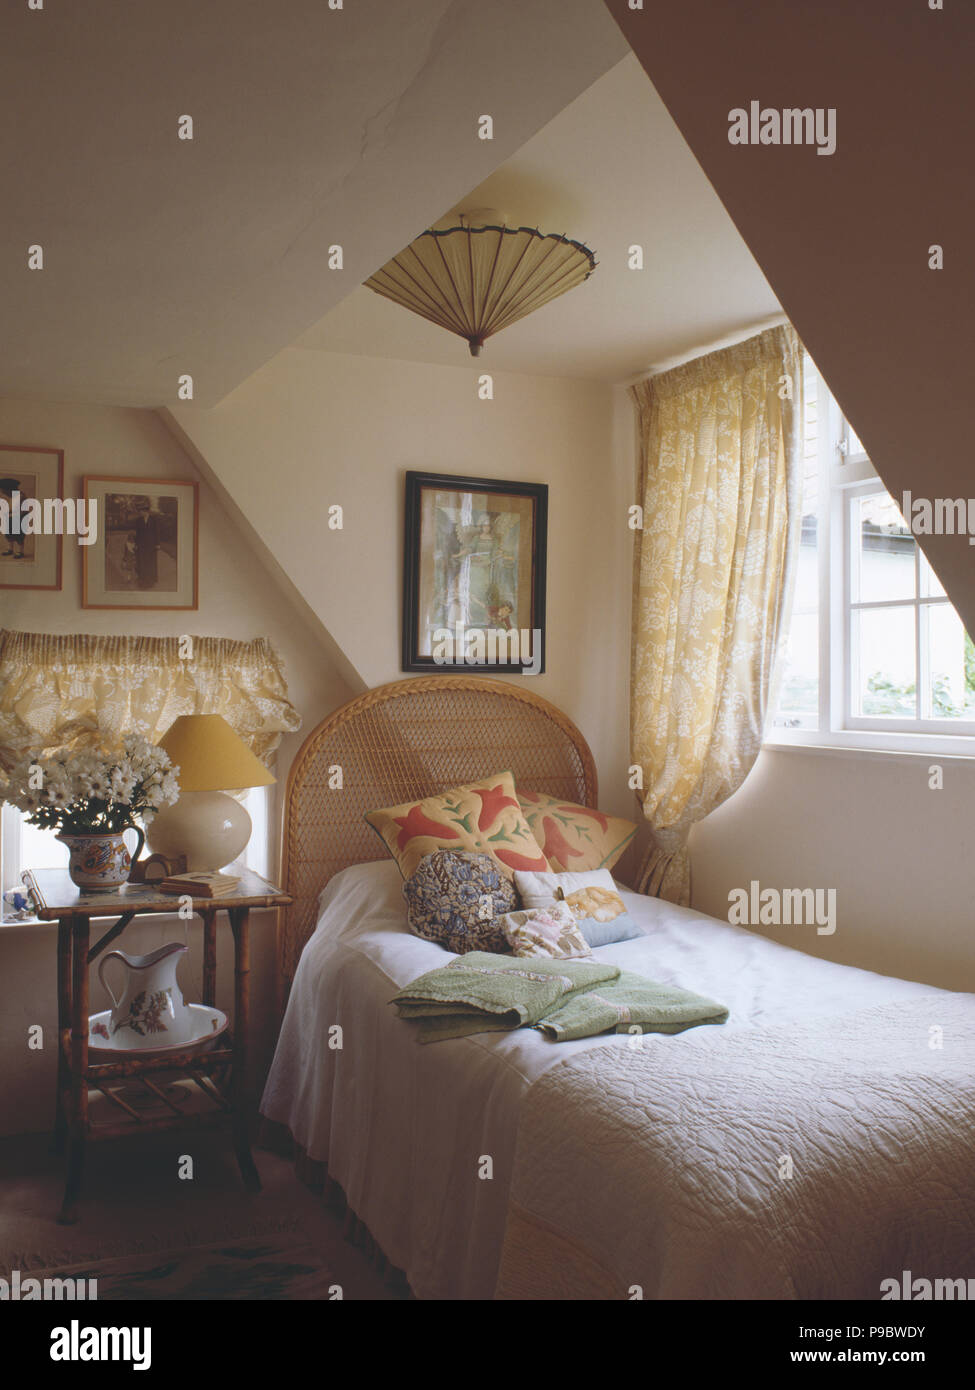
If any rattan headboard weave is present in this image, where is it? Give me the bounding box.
[279,675,598,984]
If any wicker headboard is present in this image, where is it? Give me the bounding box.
[279,675,598,983]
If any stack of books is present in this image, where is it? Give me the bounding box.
[158,871,241,899]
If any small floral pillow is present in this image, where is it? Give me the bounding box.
[403,850,517,954]
[498,902,593,960]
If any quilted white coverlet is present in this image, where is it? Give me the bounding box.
[496,994,975,1300]
[262,859,974,1300]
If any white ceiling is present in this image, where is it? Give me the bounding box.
[297,55,783,383]
[0,0,628,407]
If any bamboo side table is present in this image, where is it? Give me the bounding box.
[25,868,290,1225]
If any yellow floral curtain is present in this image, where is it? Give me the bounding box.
[630,325,802,903]
[0,630,301,780]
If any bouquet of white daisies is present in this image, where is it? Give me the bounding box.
[5,734,180,835]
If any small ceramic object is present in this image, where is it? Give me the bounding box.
[58,827,145,891]
[88,1002,228,1058]
[97,941,193,1047]
[2,886,35,921]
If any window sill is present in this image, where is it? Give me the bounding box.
[763,731,975,763]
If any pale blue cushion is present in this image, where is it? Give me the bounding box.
[576,911,643,948]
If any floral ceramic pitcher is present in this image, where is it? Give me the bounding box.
[58,827,144,890]
[97,942,193,1047]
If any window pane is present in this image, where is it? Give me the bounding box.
[924,603,975,720]
[16,817,142,873]
[846,421,867,457]
[853,493,915,603]
[20,817,70,870]
[854,605,916,716]
[776,610,819,717]
[238,785,271,878]
[919,551,947,598]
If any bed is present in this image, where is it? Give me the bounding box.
[262,676,975,1300]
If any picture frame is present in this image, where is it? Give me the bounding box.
[403,470,547,674]
[0,444,64,591]
[82,475,199,610]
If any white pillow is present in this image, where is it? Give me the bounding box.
[515,868,617,908]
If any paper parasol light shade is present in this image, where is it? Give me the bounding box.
[363,221,597,356]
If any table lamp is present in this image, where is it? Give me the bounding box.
[146,714,275,871]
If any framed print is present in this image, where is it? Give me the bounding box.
[82,476,199,610]
[403,470,547,674]
[0,444,64,591]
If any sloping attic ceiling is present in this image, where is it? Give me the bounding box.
[0,0,628,407]
[298,55,783,381]
[605,0,975,637]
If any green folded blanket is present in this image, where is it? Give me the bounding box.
[535,970,729,1041]
[390,953,728,1044]
[390,952,620,1043]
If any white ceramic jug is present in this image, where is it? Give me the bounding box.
[97,942,193,1048]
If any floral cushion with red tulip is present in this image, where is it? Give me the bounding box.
[365,771,551,881]
[517,791,636,873]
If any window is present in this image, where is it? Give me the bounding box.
[1,787,272,910]
[0,630,296,911]
[770,356,975,753]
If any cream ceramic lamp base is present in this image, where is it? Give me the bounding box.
[147,790,251,871]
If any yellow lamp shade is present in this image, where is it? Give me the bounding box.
[158,714,275,792]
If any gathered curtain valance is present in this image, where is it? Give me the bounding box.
[0,630,301,779]
[629,324,803,903]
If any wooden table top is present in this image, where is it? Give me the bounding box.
[17,867,291,921]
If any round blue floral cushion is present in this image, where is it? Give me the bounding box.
[403,850,517,954]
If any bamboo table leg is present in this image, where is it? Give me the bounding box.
[229,906,260,1193]
[201,908,217,1007]
[53,921,71,1155]
[58,913,90,1224]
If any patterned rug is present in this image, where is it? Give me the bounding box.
[35,1233,343,1301]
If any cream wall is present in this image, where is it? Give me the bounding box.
[0,396,352,1136]
[167,348,635,819]
[689,748,975,993]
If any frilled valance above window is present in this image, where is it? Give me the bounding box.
[0,629,301,779]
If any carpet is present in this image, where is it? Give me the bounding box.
[28,1234,345,1301]
[0,1131,403,1300]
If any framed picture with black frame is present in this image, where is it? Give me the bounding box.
[402,470,547,675]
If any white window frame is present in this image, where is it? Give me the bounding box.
[767,361,975,758]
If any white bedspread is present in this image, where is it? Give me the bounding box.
[495,995,975,1300]
[260,859,970,1300]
